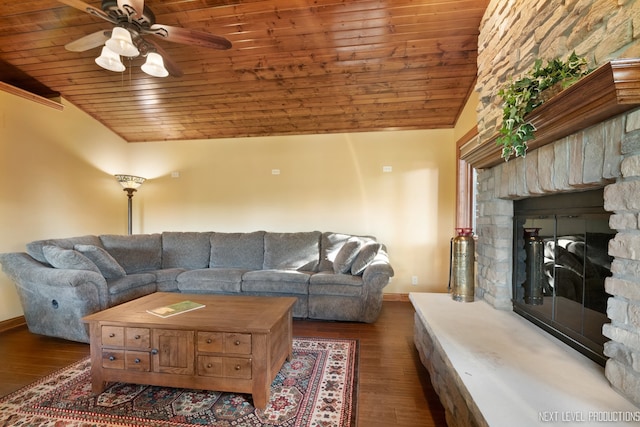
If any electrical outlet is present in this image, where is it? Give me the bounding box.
[411,276,418,286]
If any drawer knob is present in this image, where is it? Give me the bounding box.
[206,339,212,344]
[109,355,116,361]
[134,358,141,364]
[151,349,158,355]
[235,340,241,346]
[207,363,212,368]
[235,365,241,370]
[134,335,141,340]
[109,333,115,338]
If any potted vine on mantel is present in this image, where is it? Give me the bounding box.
[497,52,592,161]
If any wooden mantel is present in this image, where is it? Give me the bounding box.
[461,58,640,169]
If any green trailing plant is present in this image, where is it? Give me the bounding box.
[496,52,591,161]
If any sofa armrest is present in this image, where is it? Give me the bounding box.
[362,248,394,291]
[0,252,110,309]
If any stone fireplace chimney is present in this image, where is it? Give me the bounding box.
[464,0,640,406]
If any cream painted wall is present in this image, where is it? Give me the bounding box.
[0,91,128,320]
[454,90,479,142]
[127,129,457,295]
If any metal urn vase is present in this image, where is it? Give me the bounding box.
[449,228,475,302]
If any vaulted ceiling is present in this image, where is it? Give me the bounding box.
[0,0,488,142]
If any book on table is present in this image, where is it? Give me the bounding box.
[146,300,205,318]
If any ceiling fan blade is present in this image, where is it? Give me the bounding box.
[65,30,111,52]
[117,0,145,19]
[57,0,117,24]
[145,40,183,77]
[148,24,232,50]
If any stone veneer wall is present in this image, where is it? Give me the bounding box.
[472,0,640,405]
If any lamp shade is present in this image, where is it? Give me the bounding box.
[105,27,140,57]
[115,174,146,190]
[95,46,125,72]
[141,52,169,77]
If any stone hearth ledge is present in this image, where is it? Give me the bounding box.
[410,292,639,427]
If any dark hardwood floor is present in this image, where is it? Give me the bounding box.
[0,300,446,426]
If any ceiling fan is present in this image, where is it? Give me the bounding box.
[58,0,232,77]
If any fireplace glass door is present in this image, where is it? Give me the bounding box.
[513,189,613,365]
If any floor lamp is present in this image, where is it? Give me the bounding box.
[115,174,146,235]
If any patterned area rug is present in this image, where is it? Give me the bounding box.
[0,337,358,427]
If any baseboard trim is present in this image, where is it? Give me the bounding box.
[383,293,409,302]
[0,315,26,333]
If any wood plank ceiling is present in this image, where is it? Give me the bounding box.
[0,0,489,142]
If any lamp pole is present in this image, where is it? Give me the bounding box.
[124,188,136,235]
[115,175,146,235]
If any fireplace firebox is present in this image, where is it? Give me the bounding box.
[513,188,613,365]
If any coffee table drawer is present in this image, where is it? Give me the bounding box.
[126,351,150,371]
[102,350,125,369]
[125,328,150,349]
[197,355,252,379]
[102,350,151,372]
[102,326,124,347]
[197,332,251,354]
[102,326,150,349]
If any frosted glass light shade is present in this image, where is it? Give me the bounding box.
[95,46,125,72]
[115,174,146,190]
[105,27,140,57]
[141,52,169,77]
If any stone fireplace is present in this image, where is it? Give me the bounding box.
[462,0,640,410]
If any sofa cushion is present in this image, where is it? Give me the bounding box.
[27,235,103,264]
[42,245,101,274]
[309,272,363,297]
[148,268,183,292]
[333,239,363,274]
[351,242,382,275]
[162,232,212,269]
[176,268,244,293]
[75,244,127,279]
[106,273,157,306]
[210,231,265,270]
[263,231,321,271]
[319,232,352,271]
[310,271,363,286]
[100,234,162,273]
[242,270,311,295]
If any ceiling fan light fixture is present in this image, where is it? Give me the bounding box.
[105,27,140,57]
[141,52,169,77]
[95,46,125,72]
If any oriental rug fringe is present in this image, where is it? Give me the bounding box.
[0,337,358,427]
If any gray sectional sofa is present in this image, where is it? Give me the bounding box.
[0,231,393,343]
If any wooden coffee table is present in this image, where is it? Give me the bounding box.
[82,292,296,409]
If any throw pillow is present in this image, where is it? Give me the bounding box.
[333,239,363,274]
[42,245,101,274]
[74,244,126,279]
[350,242,382,275]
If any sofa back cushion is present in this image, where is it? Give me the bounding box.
[162,232,212,269]
[26,235,103,264]
[264,231,321,271]
[319,232,352,271]
[350,242,382,275]
[210,231,265,270]
[42,245,101,274]
[75,244,127,279]
[319,232,377,272]
[100,234,162,274]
